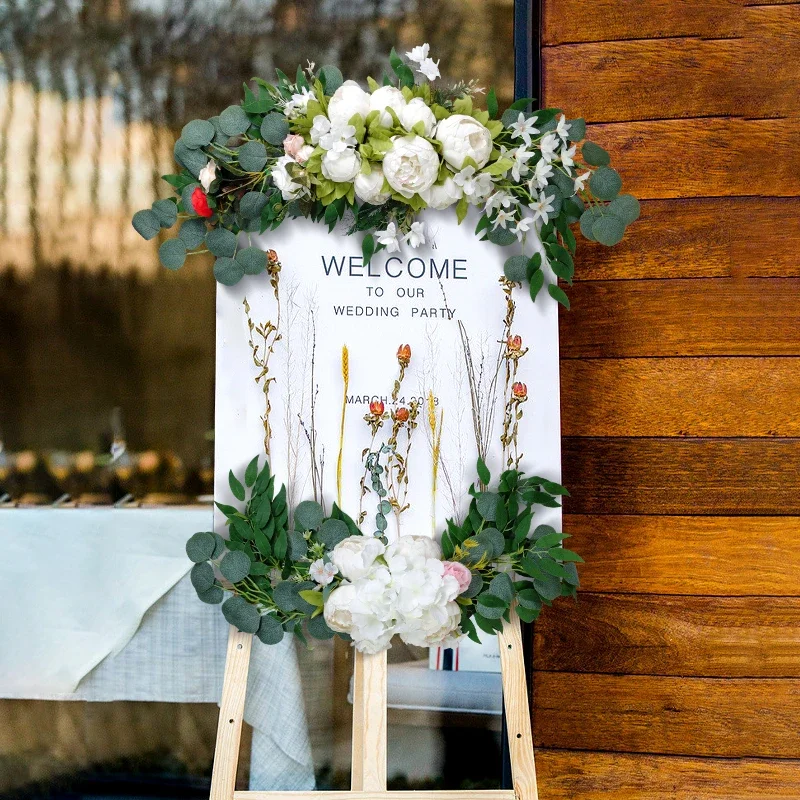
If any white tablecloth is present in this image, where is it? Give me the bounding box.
[0,508,314,791]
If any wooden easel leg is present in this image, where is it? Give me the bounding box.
[350,649,388,792]
[498,609,539,800]
[210,626,254,800]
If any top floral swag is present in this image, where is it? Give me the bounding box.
[132,43,638,307]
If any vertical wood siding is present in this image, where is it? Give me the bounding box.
[535,2,800,796]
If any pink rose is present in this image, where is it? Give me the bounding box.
[442,561,472,594]
[283,134,305,159]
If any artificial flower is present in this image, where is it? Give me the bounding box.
[435,114,493,170]
[574,171,591,192]
[323,583,357,633]
[531,158,554,190]
[354,164,391,205]
[508,112,540,147]
[511,147,534,182]
[529,190,556,223]
[320,124,358,153]
[555,113,571,140]
[382,135,439,197]
[369,85,407,128]
[283,87,315,119]
[420,176,463,210]
[331,535,386,581]
[383,535,441,572]
[485,190,515,214]
[559,144,577,172]
[198,159,217,193]
[369,399,385,415]
[540,132,560,163]
[405,221,426,248]
[453,165,493,202]
[507,334,523,352]
[327,80,371,127]
[376,222,402,253]
[416,57,441,81]
[309,559,338,586]
[310,114,332,145]
[405,43,430,63]
[492,208,515,229]
[294,144,314,164]
[190,187,213,217]
[397,343,412,366]
[271,155,306,201]
[512,381,528,400]
[512,216,533,241]
[442,561,472,593]
[395,406,410,422]
[282,134,305,159]
[399,97,437,136]
[321,148,362,183]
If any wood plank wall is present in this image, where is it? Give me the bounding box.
[534,1,800,797]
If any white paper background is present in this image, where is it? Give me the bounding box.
[215,211,561,540]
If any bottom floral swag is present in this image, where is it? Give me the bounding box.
[186,454,580,654]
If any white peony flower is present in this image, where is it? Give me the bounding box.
[309,559,338,586]
[420,176,463,210]
[355,164,391,205]
[271,155,306,201]
[435,114,493,170]
[384,535,442,572]
[405,43,430,64]
[382,135,440,198]
[376,221,402,253]
[405,221,426,249]
[353,628,394,654]
[327,80,371,127]
[331,535,386,581]
[399,98,437,137]
[321,148,362,183]
[198,159,217,192]
[369,85,407,128]
[324,583,357,633]
[283,87,315,119]
[397,600,461,648]
[416,57,441,82]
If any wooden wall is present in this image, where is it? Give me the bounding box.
[534,1,800,797]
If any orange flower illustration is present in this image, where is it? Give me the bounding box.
[396,344,411,367]
[395,406,410,423]
[507,335,522,352]
[512,381,528,400]
[370,400,385,416]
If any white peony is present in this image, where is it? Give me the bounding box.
[369,85,407,128]
[327,80,371,127]
[331,535,386,581]
[420,176,463,210]
[384,535,442,572]
[324,583,357,633]
[354,164,391,205]
[271,155,306,201]
[382,135,440,198]
[198,159,217,192]
[321,148,362,183]
[397,600,461,647]
[399,98,436,136]
[435,114,493,170]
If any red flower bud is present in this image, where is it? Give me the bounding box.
[512,382,528,400]
[507,335,523,352]
[191,187,213,218]
[397,344,411,367]
[395,407,410,423]
[370,400,385,416]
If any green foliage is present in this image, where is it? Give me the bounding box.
[238,140,268,172]
[581,141,610,166]
[503,254,529,283]
[219,105,251,136]
[589,167,622,201]
[237,247,267,275]
[132,209,161,240]
[178,218,207,249]
[260,112,290,146]
[181,119,215,149]
[158,239,186,270]
[213,257,244,286]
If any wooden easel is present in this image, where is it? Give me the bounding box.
[209,608,538,800]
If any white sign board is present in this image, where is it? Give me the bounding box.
[214,212,561,541]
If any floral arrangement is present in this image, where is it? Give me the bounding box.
[187,339,579,654]
[131,44,638,306]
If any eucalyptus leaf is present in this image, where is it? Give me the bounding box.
[219,104,252,136]
[221,595,260,633]
[257,613,285,644]
[178,218,207,249]
[307,614,336,640]
[181,119,215,149]
[319,65,344,94]
[581,141,610,167]
[174,139,207,177]
[503,255,529,283]
[238,140,268,172]
[151,199,178,228]
[488,572,514,603]
[197,586,224,605]
[592,213,626,246]
[214,257,244,286]
[261,112,290,146]
[487,225,517,247]
[237,247,267,275]
[191,562,215,593]
[158,239,187,271]
[186,531,216,563]
[609,194,641,225]
[589,167,622,201]
[207,227,238,258]
[219,550,251,583]
[294,500,324,531]
[132,209,161,240]
[476,492,499,522]
[317,518,350,548]
[567,117,586,142]
[240,191,268,220]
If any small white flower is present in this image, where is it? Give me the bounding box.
[512,216,533,241]
[540,132,560,163]
[271,155,306,201]
[555,114,571,141]
[485,190,516,214]
[508,112,540,147]
[310,114,332,145]
[416,57,441,82]
[309,559,338,586]
[405,43,430,64]
[531,158,554,190]
[574,170,591,192]
[559,144,577,172]
[492,208,515,230]
[283,87,315,119]
[376,221,402,253]
[198,159,217,193]
[320,124,357,153]
[511,147,534,182]
[529,190,556,224]
[405,221,426,248]
[453,165,492,201]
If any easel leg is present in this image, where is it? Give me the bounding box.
[210,626,254,800]
[498,609,539,800]
[350,649,387,792]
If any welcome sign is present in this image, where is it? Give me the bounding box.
[214,212,561,542]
